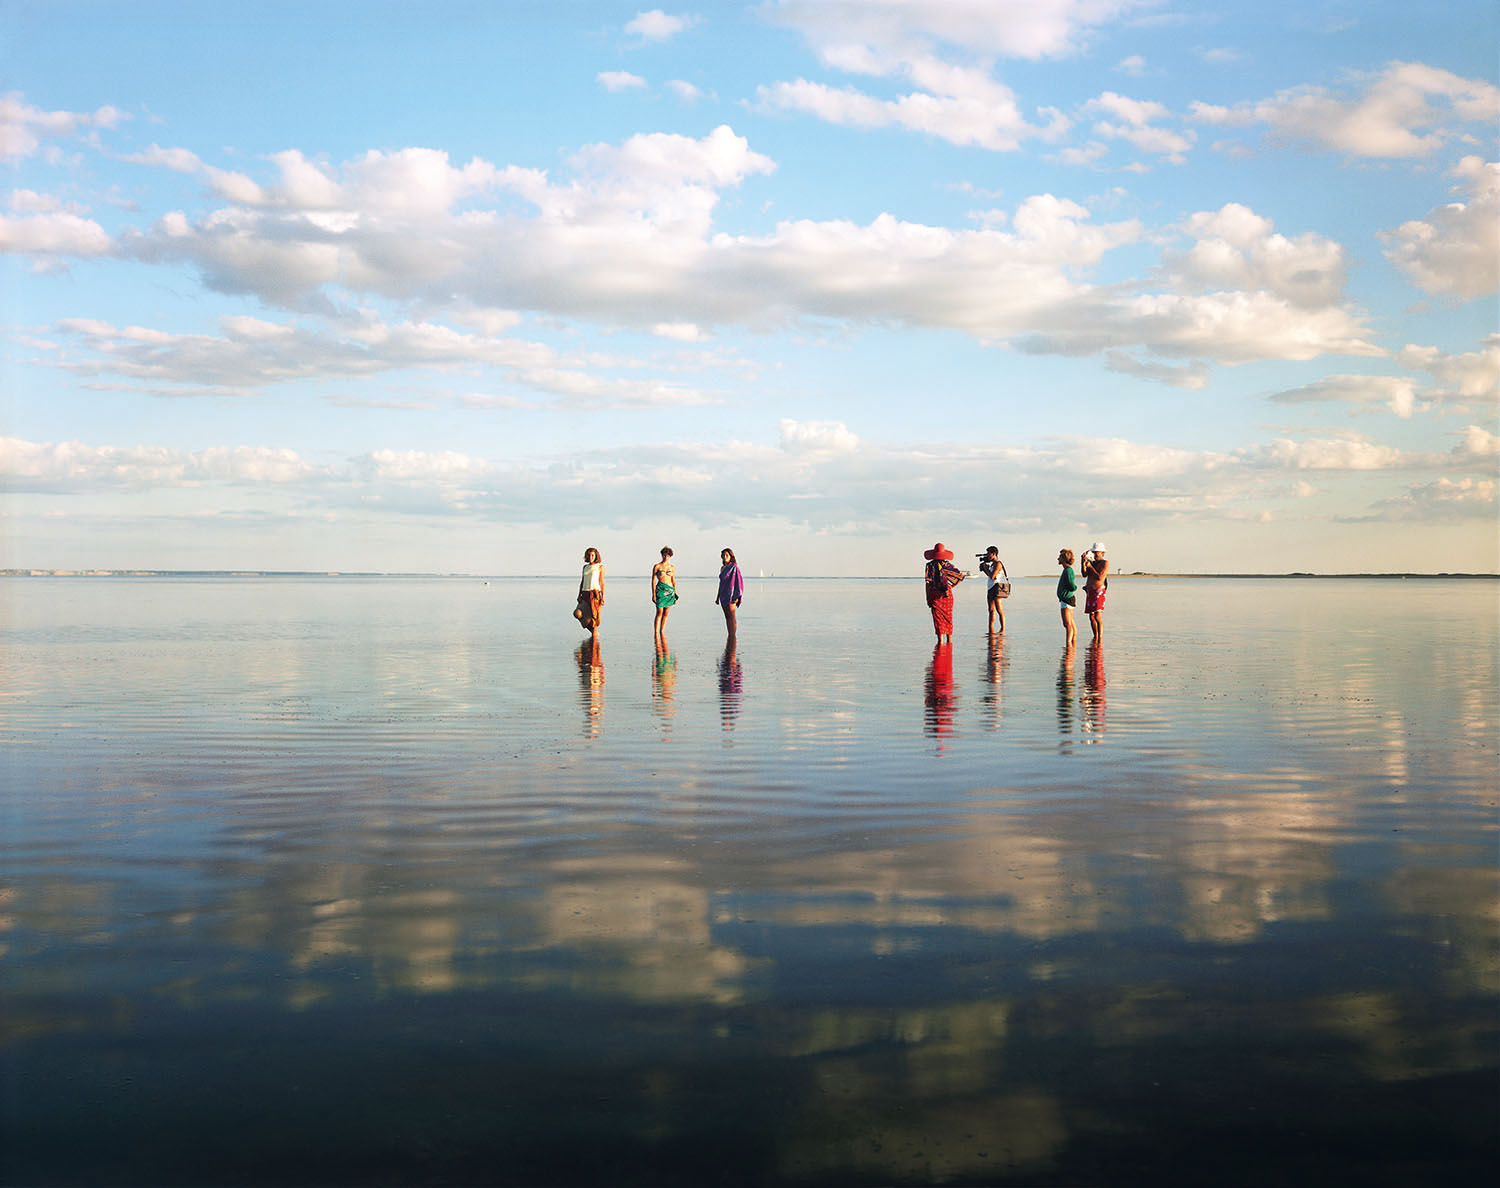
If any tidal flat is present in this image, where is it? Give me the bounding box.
[2,575,1496,1185]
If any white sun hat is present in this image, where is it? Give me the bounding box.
[1090,541,1106,553]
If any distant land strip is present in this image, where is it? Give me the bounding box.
[4,570,1497,580]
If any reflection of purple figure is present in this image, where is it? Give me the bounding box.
[982,630,1006,730]
[575,638,604,738]
[1056,642,1076,746]
[924,641,957,741]
[1082,641,1106,742]
[718,638,742,735]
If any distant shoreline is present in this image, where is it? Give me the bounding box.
[4,570,1497,581]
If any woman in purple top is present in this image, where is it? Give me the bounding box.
[715,548,744,636]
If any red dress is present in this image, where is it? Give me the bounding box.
[925,559,961,635]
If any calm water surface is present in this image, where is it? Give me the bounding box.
[2,576,1496,1185]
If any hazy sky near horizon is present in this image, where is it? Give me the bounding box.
[3,0,1497,575]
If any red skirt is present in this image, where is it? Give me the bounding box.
[927,594,953,635]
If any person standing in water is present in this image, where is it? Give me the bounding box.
[715,547,744,637]
[651,546,678,638]
[1081,542,1109,641]
[575,547,605,639]
[978,545,1008,633]
[1057,548,1078,645]
[923,542,965,643]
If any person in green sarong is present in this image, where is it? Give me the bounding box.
[651,546,678,638]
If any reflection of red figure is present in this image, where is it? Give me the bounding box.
[1082,641,1106,740]
[924,641,957,739]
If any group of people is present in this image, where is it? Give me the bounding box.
[922,541,1109,644]
[574,546,744,641]
[575,540,1110,646]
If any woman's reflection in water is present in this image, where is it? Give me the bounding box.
[1082,640,1107,742]
[718,637,742,737]
[652,637,678,732]
[575,638,604,737]
[1056,641,1076,749]
[982,630,1007,730]
[924,641,957,744]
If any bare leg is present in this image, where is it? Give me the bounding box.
[1089,611,1102,640]
[1061,603,1076,645]
[722,601,738,636]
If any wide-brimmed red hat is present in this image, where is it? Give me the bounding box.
[923,542,954,560]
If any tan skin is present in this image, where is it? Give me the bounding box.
[1058,549,1077,645]
[651,548,676,638]
[1081,549,1109,641]
[577,548,605,640]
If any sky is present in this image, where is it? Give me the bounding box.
[2,0,1497,575]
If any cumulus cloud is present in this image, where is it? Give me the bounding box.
[1398,336,1500,403]
[1379,157,1498,300]
[761,0,1142,66]
[1269,374,1422,418]
[0,93,127,159]
[1165,203,1346,308]
[1082,92,1195,163]
[756,57,1041,151]
[666,79,704,102]
[1358,476,1497,521]
[34,126,1375,375]
[47,313,716,407]
[0,436,319,491]
[1189,61,1500,158]
[0,210,113,256]
[779,418,860,454]
[598,70,648,92]
[625,10,697,42]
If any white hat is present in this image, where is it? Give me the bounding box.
[1090,541,1106,553]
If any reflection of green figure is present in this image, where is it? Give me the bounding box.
[653,640,677,726]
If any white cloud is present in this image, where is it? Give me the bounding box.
[779,418,860,454]
[1379,157,1499,300]
[762,0,1143,66]
[1083,91,1195,163]
[1453,424,1499,460]
[652,322,707,341]
[1248,436,1414,470]
[598,70,648,92]
[1268,374,1422,418]
[667,79,704,102]
[756,58,1037,151]
[1361,476,1497,521]
[0,436,319,490]
[1104,350,1209,389]
[0,210,113,256]
[1115,55,1146,76]
[0,93,127,159]
[1166,203,1346,308]
[1189,61,1500,159]
[98,129,1382,374]
[1399,336,1500,402]
[626,10,698,42]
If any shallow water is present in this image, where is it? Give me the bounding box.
[2,575,1496,1185]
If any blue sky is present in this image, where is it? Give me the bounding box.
[3,0,1496,574]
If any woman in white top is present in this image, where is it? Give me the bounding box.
[575,547,605,638]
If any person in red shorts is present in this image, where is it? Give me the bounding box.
[1081,542,1109,641]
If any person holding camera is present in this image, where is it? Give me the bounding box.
[1081,542,1109,641]
[977,546,1008,633]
